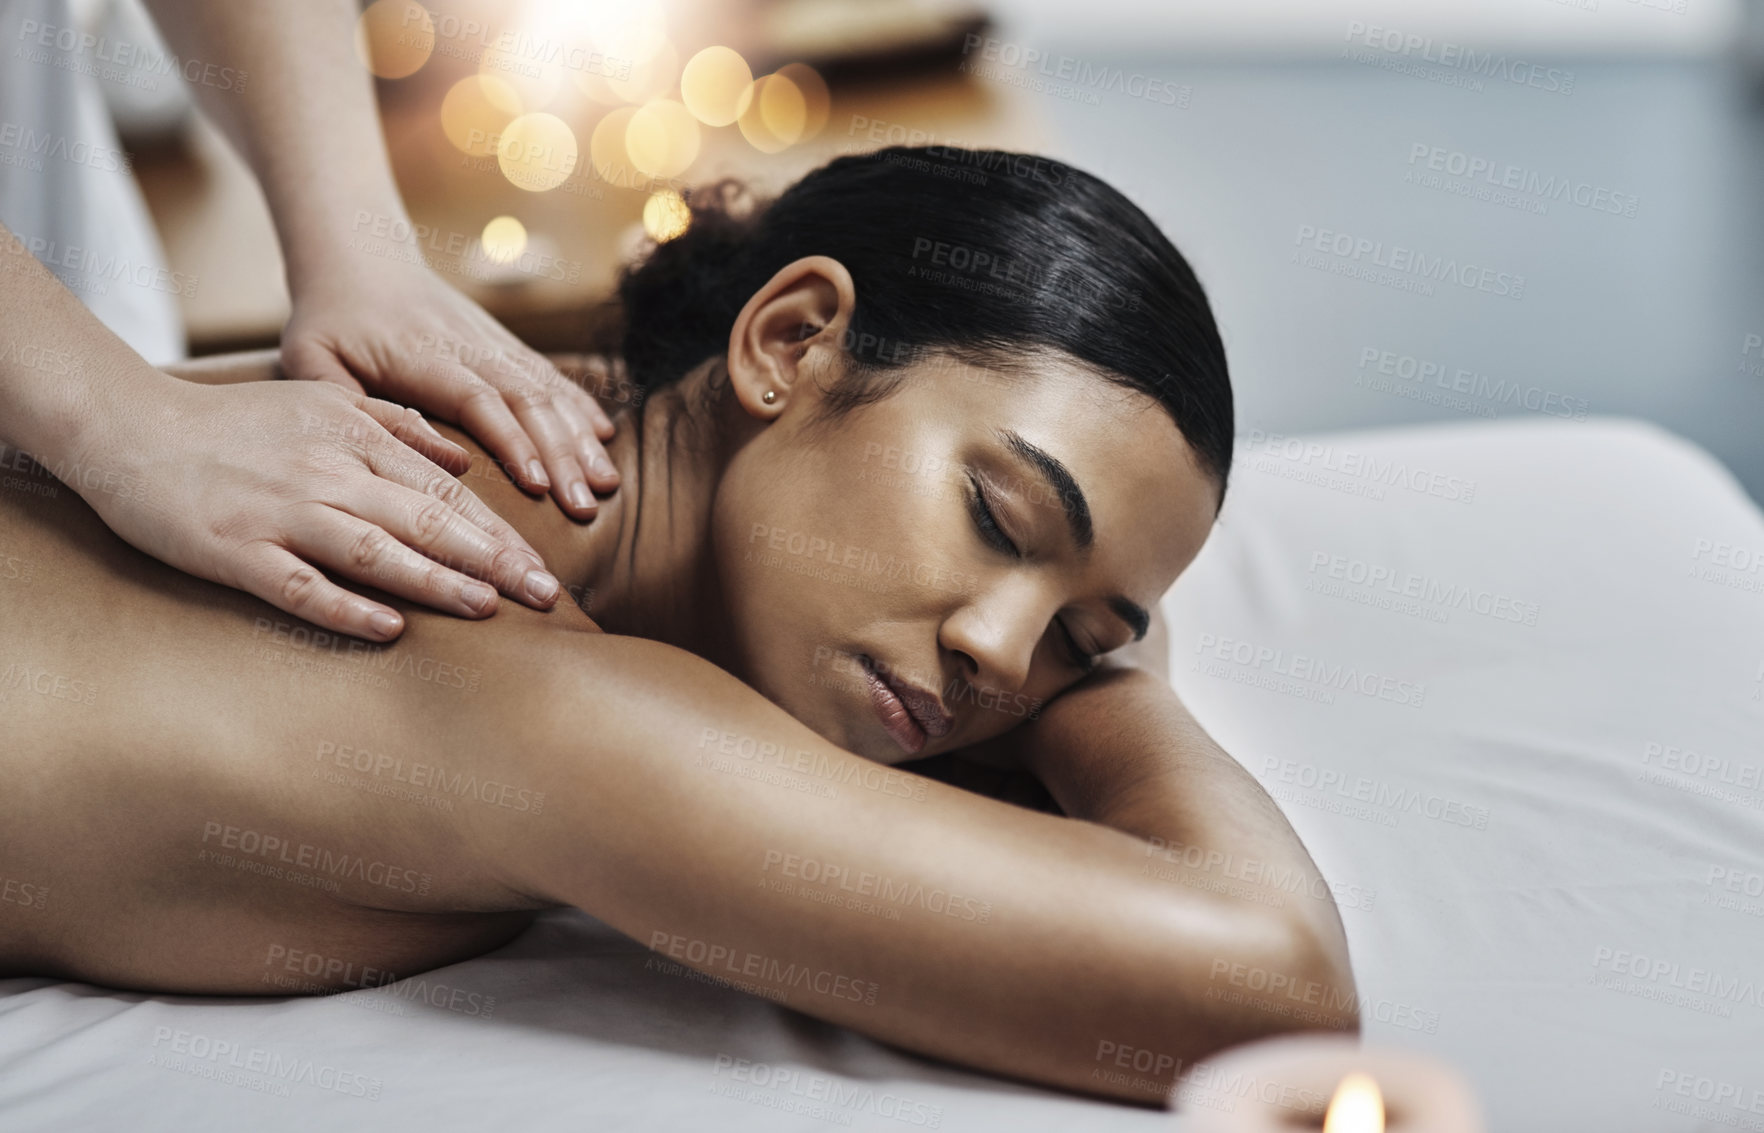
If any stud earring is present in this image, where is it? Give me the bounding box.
[761,389,777,404]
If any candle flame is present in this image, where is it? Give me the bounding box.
[1323,1071,1384,1133]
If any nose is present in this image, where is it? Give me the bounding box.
[938,578,1051,699]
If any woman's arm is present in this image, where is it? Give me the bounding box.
[466,630,1354,1106]
[959,604,1356,1023]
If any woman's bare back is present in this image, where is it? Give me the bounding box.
[0,437,591,993]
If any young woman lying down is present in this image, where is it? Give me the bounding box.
[0,146,1356,1104]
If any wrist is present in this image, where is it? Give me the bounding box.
[64,359,184,451]
[1020,667,1170,825]
[276,192,414,300]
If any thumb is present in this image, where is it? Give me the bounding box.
[280,338,366,394]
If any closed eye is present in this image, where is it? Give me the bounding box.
[966,472,1020,558]
[968,473,1098,673]
[1058,621,1100,673]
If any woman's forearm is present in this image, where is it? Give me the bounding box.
[1011,662,1358,1012]
[470,632,1342,1105]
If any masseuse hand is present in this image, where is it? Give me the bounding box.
[281,256,621,520]
[68,372,561,642]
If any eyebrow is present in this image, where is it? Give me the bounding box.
[995,429,1151,643]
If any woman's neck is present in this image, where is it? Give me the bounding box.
[462,358,744,673]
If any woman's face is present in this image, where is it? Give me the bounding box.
[709,307,1220,764]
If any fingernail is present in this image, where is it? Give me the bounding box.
[464,581,496,611]
[568,483,594,512]
[593,455,620,480]
[524,569,558,604]
[525,460,548,487]
[368,610,401,639]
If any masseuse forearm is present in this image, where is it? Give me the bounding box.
[142,0,407,290]
[0,222,180,463]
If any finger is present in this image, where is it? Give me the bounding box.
[234,541,406,642]
[354,396,471,476]
[444,367,552,495]
[290,503,548,618]
[281,339,367,395]
[561,374,619,440]
[510,387,600,520]
[464,350,597,517]
[549,390,621,495]
[354,438,560,607]
[324,473,560,611]
[480,349,615,506]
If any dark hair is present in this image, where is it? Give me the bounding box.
[610,146,1233,501]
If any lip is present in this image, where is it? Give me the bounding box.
[861,656,953,756]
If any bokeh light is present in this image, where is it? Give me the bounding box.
[581,1,670,69]
[738,73,807,153]
[642,190,691,242]
[775,63,830,140]
[440,75,523,157]
[480,42,564,111]
[589,106,639,185]
[680,46,753,127]
[480,216,529,265]
[497,113,579,192]
[606,40,681,106]
[354,0,433,79]
[626,98,700,179]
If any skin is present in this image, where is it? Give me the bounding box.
[138,0,623,515]
[0,258,1356,1105]
[0,219,562,639]
[2,0,625,648]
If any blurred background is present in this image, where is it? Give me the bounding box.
[98,0,1764,503]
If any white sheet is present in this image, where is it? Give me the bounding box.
[3,416,1760,1131]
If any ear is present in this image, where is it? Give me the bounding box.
[724,256,856,418]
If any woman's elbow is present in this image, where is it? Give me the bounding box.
[1155,904,1361,1065]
